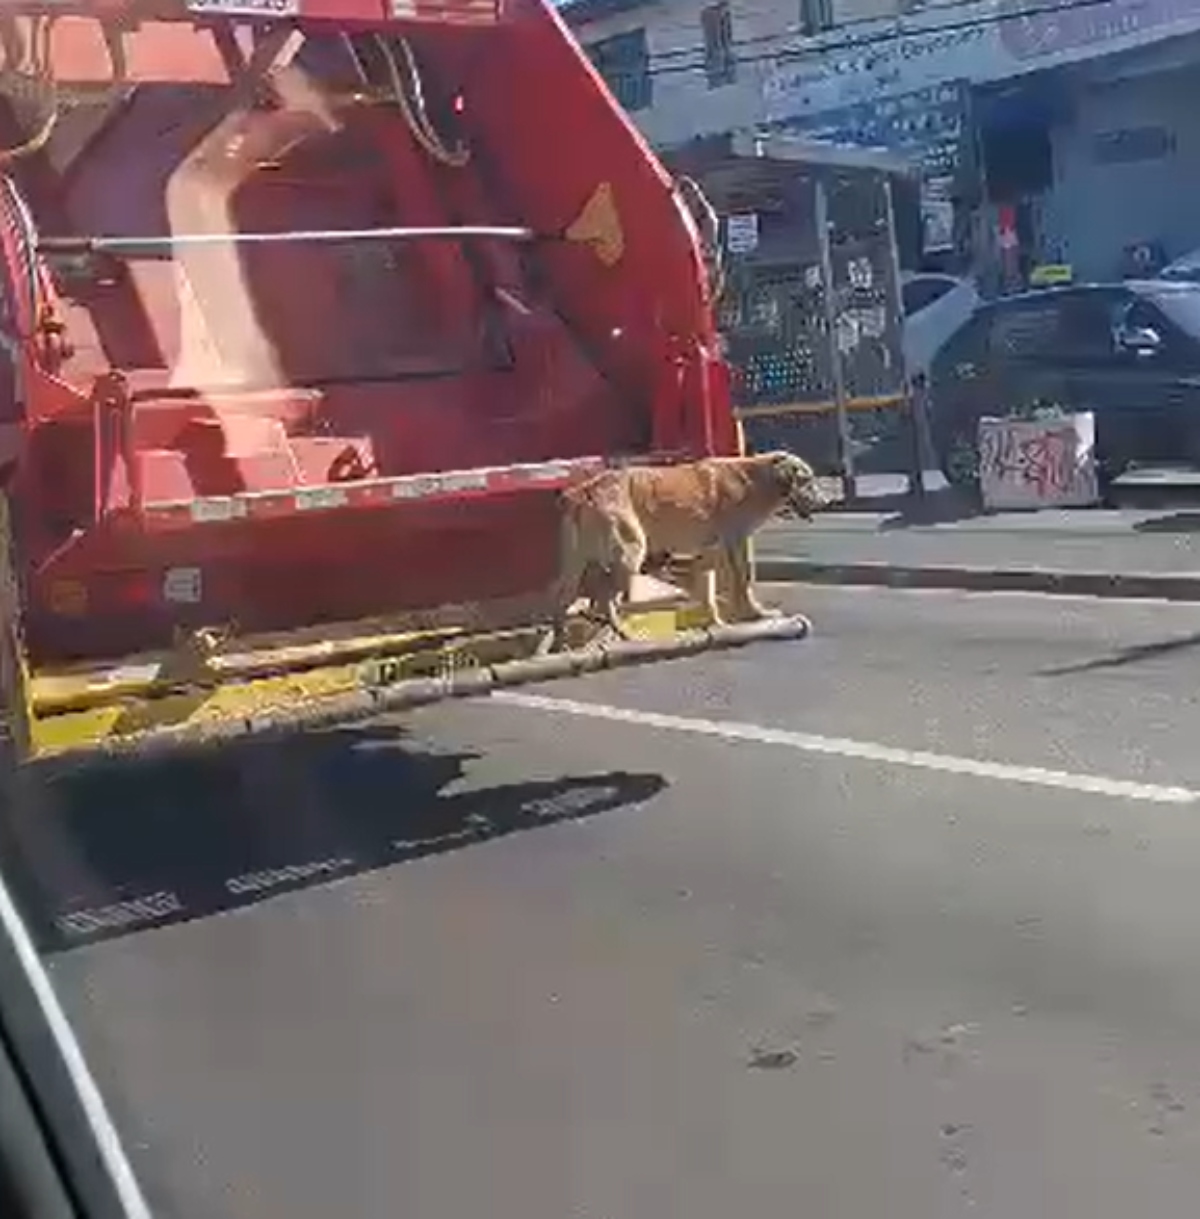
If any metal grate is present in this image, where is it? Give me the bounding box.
[828,235,904,403]
[715,168,910,478]
[719,266,833,407]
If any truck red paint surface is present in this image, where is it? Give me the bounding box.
[0,0,733,666]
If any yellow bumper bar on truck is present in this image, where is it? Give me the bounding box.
[23,585,711,770]
[6,586,808,779]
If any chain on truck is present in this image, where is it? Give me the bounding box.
[0,0,811,783]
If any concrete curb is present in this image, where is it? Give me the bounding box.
[756,557,1200,602]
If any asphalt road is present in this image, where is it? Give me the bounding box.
[12,585,1200,1217]
[762,505,1200,575]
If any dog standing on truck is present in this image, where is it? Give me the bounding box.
[542,451,827,653]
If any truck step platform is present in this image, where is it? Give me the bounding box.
[12,574,811,777]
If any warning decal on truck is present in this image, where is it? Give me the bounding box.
[186,0,300,16]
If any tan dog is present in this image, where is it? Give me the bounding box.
[542,451,826,652]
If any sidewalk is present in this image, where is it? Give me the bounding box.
[759,478,1200,600]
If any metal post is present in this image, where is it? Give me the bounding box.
[37,226,539,256]
[883,174,926,501]
[0,493,31,766]
[815,177,855,504]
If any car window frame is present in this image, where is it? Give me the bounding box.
[1120,295,1170,336]
[928,307,991,382]
[0,843,152,1219]
[902,275,957,317]
[1052,287,1132,365]
[0,1014,78,1219]
[984,295,1064,363]
[1119,292,1200,367]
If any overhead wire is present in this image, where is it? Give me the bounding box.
[649,0,1104,61]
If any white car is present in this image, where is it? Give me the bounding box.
[1159,247,1200,282]
[900,272,980,383]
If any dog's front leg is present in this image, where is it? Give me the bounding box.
[688,551,725,627]
[723,539,779,621]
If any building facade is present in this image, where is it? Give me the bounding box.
[564,0,1200,283]
[560,0,896,149]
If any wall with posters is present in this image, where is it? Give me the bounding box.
[772,79,975,259]
[760,0,1200,268]
[762,0,1200,125]
[1039,53,1200,279]
[565,0,1200,273]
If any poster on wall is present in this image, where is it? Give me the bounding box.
[782,82,971,184]
[763,0,1200,125]
[921,196,955,253]
[726,213,760,255]
[978,412,1100,510]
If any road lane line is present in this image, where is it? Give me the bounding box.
[759,582,1193,608]
[492,692,1200,805]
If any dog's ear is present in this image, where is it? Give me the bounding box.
[769,451,805,489]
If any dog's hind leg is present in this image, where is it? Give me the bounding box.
[537,512,587,655]
[576,564,628,641]
[599,511,646,641]
[601,563,637,640]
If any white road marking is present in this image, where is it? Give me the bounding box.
[492,691,1200,805]
[56,891,185,939]
[224,855,354,896]
[759,581,1194,609]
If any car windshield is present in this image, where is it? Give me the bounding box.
[9,6,1200,1219]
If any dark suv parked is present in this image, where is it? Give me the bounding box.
[926,280,1200,488]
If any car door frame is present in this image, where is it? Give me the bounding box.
[1114,290,1200,465]
[926,291,1078,483]
[1051,285,1200,470]
[0,829,153,1219]
[925,305,992,450]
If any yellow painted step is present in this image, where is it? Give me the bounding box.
[27,589,704,760]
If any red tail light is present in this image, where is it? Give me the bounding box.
[113,574,156,608]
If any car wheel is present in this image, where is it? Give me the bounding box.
[1094,455,1129,507]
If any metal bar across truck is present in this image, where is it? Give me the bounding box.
[37,226,539,256]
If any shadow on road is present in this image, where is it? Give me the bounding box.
[876,487,983,530]
[1038,630,1200,676]
[1,723,667,954]
[1132,512,1200,534]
